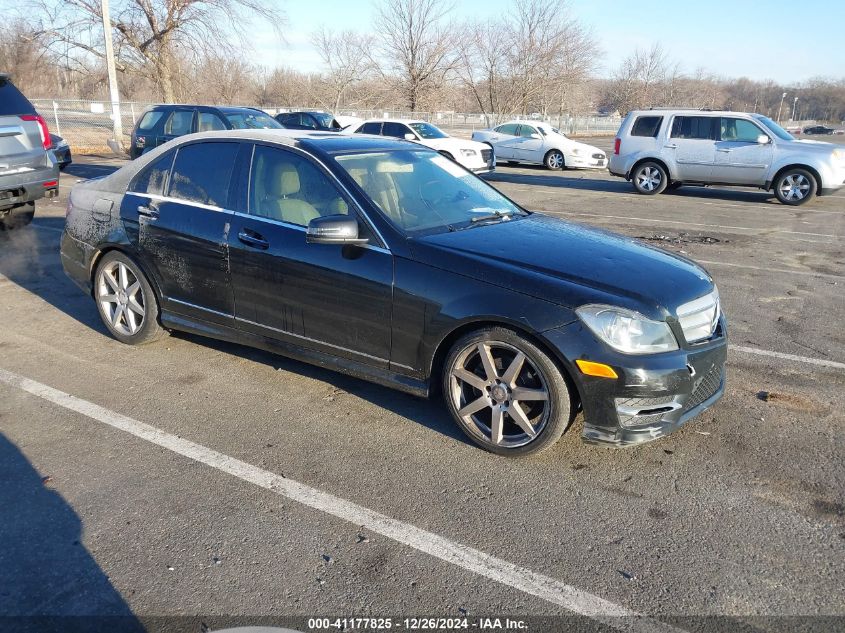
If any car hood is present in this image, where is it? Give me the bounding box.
[409,214,714,319]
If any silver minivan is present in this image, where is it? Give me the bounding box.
[608,109,845,205]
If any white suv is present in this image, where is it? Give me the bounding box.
[608,109,845,205]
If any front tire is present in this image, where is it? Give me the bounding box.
[544,149,565,170]
[94,251,166,345]
[442,327,574,457]
[774,168,817,206]
[632,161,668,195]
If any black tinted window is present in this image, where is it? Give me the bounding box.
[382,122,410,138]
[359,122,382,134]
[495,124,519,135]
[671,116,716,140]
[0,77,35,115]
[137,111,164,132]
[168,142,239,207]
[164,110,194,136]
[131,151,175,196]
[631,116,663,137]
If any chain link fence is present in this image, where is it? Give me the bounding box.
[31,99,623,154]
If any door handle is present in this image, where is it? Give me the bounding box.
[137,201,159,219]
[716,148,733,153]
[664,143,678,149]
[238,230,269,250]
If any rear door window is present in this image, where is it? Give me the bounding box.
[382,122,410,138]
[168,142,239,207]
[670,116,716,140]
[197,112,227,132]
[495,124,519,136]
[631,116,663,137]
[0,77,35,115]
[358,122,383,135]
[164,110,194,136]
[130,151,175,196]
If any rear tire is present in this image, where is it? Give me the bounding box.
[442,327,574,457]
[94,251,167,345]
[774,168,817,206]
[632,161,668,195]
[0,203,34,230]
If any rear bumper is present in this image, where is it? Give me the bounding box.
[543,316,728,447]
[0,163,60,210]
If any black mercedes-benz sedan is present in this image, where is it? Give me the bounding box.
[60,130,727,456]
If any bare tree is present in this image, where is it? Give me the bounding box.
[311,28,375,112]
[372,0,456,111]
[30,0,284,103]
[604,43,670,113]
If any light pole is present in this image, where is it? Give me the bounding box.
[777,92,787,124]
[791,96,798,122]
[101,0,123,150]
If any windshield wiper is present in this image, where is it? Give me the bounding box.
[470,210,511,224]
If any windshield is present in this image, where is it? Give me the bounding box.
[408,122,448,139]
[224,111,282,130]
[312,112,339,129]
[537,123,566,138]
[335,150,524,234]
[755,115,794,141]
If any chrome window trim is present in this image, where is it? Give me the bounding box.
[131,191,231,214]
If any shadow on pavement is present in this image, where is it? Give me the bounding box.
[0,224,469,448]
[0,433,144,632]
[62,160,122,181]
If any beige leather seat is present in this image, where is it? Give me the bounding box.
[348,167,403,224]
[260,162,320,226]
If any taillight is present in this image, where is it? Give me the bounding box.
[20,114,52,150]
[613,137,621,155]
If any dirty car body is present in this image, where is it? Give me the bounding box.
[61,130,726,453]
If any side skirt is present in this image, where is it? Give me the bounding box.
[160,311,430,398]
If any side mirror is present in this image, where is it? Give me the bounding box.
[404,133,417,141]
[530,133,542,140]
[306,215,368,246]
[756,134,771,144]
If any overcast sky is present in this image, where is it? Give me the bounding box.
[261,0,845,84]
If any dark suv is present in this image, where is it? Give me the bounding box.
[275,111,342,131]
[0,73,60,229]
[129,105,282,159]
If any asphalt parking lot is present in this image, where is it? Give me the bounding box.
[1,137,843,633]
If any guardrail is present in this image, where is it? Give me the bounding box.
[31,99,622,153]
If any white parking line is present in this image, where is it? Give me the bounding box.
[730,346,845,370]
[0,367,683,633]
[698,259,845,281]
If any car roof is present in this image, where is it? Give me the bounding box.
[359,119,427,125]
[628,109,759,117]
[89,129,427,194]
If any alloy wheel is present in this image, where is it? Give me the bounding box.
[636,166,662,191]
[449,341,551,448]
[97,260,146,336]
[546,151,564,169]
[778,173,810,201]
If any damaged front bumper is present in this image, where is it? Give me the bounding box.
[543,316,728,447]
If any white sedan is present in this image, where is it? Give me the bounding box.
[349,119,495,173]
[472,120,607,170]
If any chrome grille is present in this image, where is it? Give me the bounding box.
[676,288,720,343]
[481,149,493,163]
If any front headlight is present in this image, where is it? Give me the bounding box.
[576,305,678,354]
[460,148,477,157]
